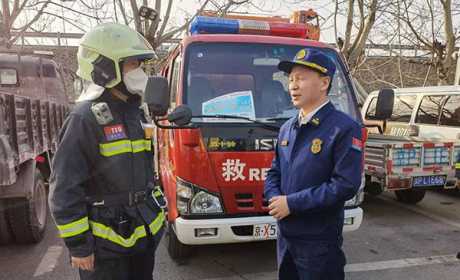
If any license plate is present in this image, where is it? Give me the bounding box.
[253,223,277,239]
[412,175,446,187]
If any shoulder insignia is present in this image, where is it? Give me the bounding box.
[91,102,113,125]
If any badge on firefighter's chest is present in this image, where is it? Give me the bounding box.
[310,138,322,154]
[103,124,127,141]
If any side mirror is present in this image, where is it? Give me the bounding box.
[167,105,192,126]
[375,88,394,120]
[144,76,169,116]
[154,105,194,129]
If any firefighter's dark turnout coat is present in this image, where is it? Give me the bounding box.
[49,91,165,258]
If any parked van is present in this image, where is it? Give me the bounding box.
[363,86,460,140]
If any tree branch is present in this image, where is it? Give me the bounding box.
[342,0,354,53]
[348,0,378,68]
[129,0,142,33]
[156,0,211,46]
[117,0,129,26]
[10,0,29,24]
[8,0,52,47]
[155,0,173,39]
[143,0,149,34]
[401,0,432,48]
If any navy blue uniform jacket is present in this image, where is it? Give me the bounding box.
[264,102,363,243]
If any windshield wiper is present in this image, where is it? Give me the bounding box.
[193,114,281,131]
[265,117,291,121]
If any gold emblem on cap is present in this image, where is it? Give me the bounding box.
[296,49,307,60]
[311,138,322,154]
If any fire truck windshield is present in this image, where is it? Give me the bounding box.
[184,42,359,123]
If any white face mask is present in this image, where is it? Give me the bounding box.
[123,67,148,96]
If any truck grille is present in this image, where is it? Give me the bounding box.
[235,193,254,208]
[231,225,253,236]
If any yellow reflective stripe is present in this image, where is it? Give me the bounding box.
[153,190,162,197]
[99,140,132,157]
[149,210,165,235]
[57,217,89,238]
[132,139,152,153]
[90,221,147,248]
[99,139,151,157]
[456,163,460,169]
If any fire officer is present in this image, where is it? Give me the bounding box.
[49,23,165,280]
[264,48,363,280]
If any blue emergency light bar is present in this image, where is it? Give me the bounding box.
[190,17,240,35]
[190,16,310,38]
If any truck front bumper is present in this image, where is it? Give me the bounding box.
[174,207,363,245]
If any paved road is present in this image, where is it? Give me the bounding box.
[1,191,460,280]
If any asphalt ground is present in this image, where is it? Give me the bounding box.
[1,190,460,280]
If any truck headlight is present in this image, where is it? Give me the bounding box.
[345,188,364,207]
[176,179,193,214]
[190,191,223,214]
[176,177,223,215]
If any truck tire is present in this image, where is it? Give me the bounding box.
[365,181,383,196]
[0,200,13,245]
[166,222,192,261]
[6,170,47,243]
[395,189,426,204]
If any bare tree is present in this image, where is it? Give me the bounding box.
[396,0,459,85]
[334,0,380,72]
[116,0,259,50]
[1,0,53,48]
[0,0,108,48]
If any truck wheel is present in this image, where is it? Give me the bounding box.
[166,222,192,261]
[365,181,383,196]
[395,189,426,204]
[0,200,13,245]
[6,170,47,243]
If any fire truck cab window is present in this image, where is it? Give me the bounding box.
[184,43,359,122]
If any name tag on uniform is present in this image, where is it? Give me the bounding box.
[104,124,127,141]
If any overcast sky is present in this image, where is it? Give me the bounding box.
[17,0,340,45]
[15,0,459,48]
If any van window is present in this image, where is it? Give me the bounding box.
[0,68,18,85]
[415,96,445,125]
[389,95,417,122]
[364,97,378,120]
[440,95,460,127]
[43,63,57,78]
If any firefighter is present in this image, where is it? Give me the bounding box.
[264,48,363,280]
[49,23,166,280]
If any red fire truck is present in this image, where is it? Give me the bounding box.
[155,11,366,260]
